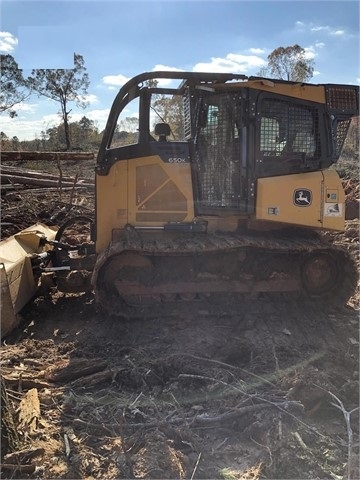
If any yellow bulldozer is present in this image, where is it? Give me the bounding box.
[1,72,359,334]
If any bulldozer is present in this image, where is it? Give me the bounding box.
[1,71,359,332]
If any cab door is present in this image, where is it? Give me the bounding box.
[192,92,250,215]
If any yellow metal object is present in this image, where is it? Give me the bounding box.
[128,156,194,223]
[255,169,345,231]
[96,156,194,252]
[321,170,346,230]
[216,80,326,104]
[96,160,128,253]
[1,264,17,338]
[0,223,57,338]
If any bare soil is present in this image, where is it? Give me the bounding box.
[1,164,359,480]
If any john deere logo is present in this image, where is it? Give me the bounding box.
[294,189,312,206]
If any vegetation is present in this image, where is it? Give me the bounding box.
[152,94,184,139]
[1,116,101,152]
[259,44,314,82]
[336,117,359,181]
[28,53,90,150]
[0,54,29,117]
[149,79,184,140]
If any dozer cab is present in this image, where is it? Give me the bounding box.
[1,72,359,329]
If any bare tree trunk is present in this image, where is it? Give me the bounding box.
[63,110,71,151]
[60,95,71,151]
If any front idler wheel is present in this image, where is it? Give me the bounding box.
[301,252,338,297]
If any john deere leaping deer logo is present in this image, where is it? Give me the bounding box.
[294,189,312,206]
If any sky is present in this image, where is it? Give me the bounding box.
[0,0,359,141]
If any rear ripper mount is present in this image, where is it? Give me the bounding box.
[92,225,357,317]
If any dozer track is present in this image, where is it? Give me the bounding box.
[92,226,357,318]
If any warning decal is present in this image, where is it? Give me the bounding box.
[324,203,343,217]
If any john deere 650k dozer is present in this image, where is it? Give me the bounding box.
[1,72,358,334]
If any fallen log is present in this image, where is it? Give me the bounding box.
[3,186,91,196]
[192,403,278,426]
[70,366,125,389]
[1,174,94,188]
[45,358,108,383]
[1,165,66,181]
[1,151,95,162]
[3,446,44,463]
[0,184,24,193]
[1,369,51,390]
[0,463,37,474]
[1,165,94,184]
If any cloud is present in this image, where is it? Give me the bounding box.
[331,30,345,36]
[311,25,345,36]
[296,20,352,38]
[310,24,347,36]
[0,114,57,139]
[304,46,317,60]
[13,102,38,113]
[248,48,266,55]
[303,42,327,61]
[151,64,184,86]
[153,64,183,72]
[79,94,98,104]
[102,73,130,87]
[310,26,328,33]
[0,31,18,53]
[310,25,344,36]
[102,66,185,89]
[70,108,110,127]
[193,53,266,74]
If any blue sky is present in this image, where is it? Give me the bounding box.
[1,0,359,141]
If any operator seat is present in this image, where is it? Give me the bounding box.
[155,123,171,141]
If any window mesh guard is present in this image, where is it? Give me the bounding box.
[333,119,351,157]
[259,99,320,162]
[194,95,242,209]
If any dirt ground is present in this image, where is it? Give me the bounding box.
[1,164,359,480]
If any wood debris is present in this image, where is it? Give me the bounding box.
[45,357,108,383]
[1,151,95,162]
[1,165,94,191]
[18,388,40,434]
[342,179,360,220]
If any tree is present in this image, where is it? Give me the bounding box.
[146,80,184,139]
[1,131,10,151]
[152,94,184,139]
[28,53,90,150]
[12,136,20,150]
[69,116,100,150]
[0,55,29,117]
[260,45,314,82]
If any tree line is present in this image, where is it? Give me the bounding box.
[1,116,101,152]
